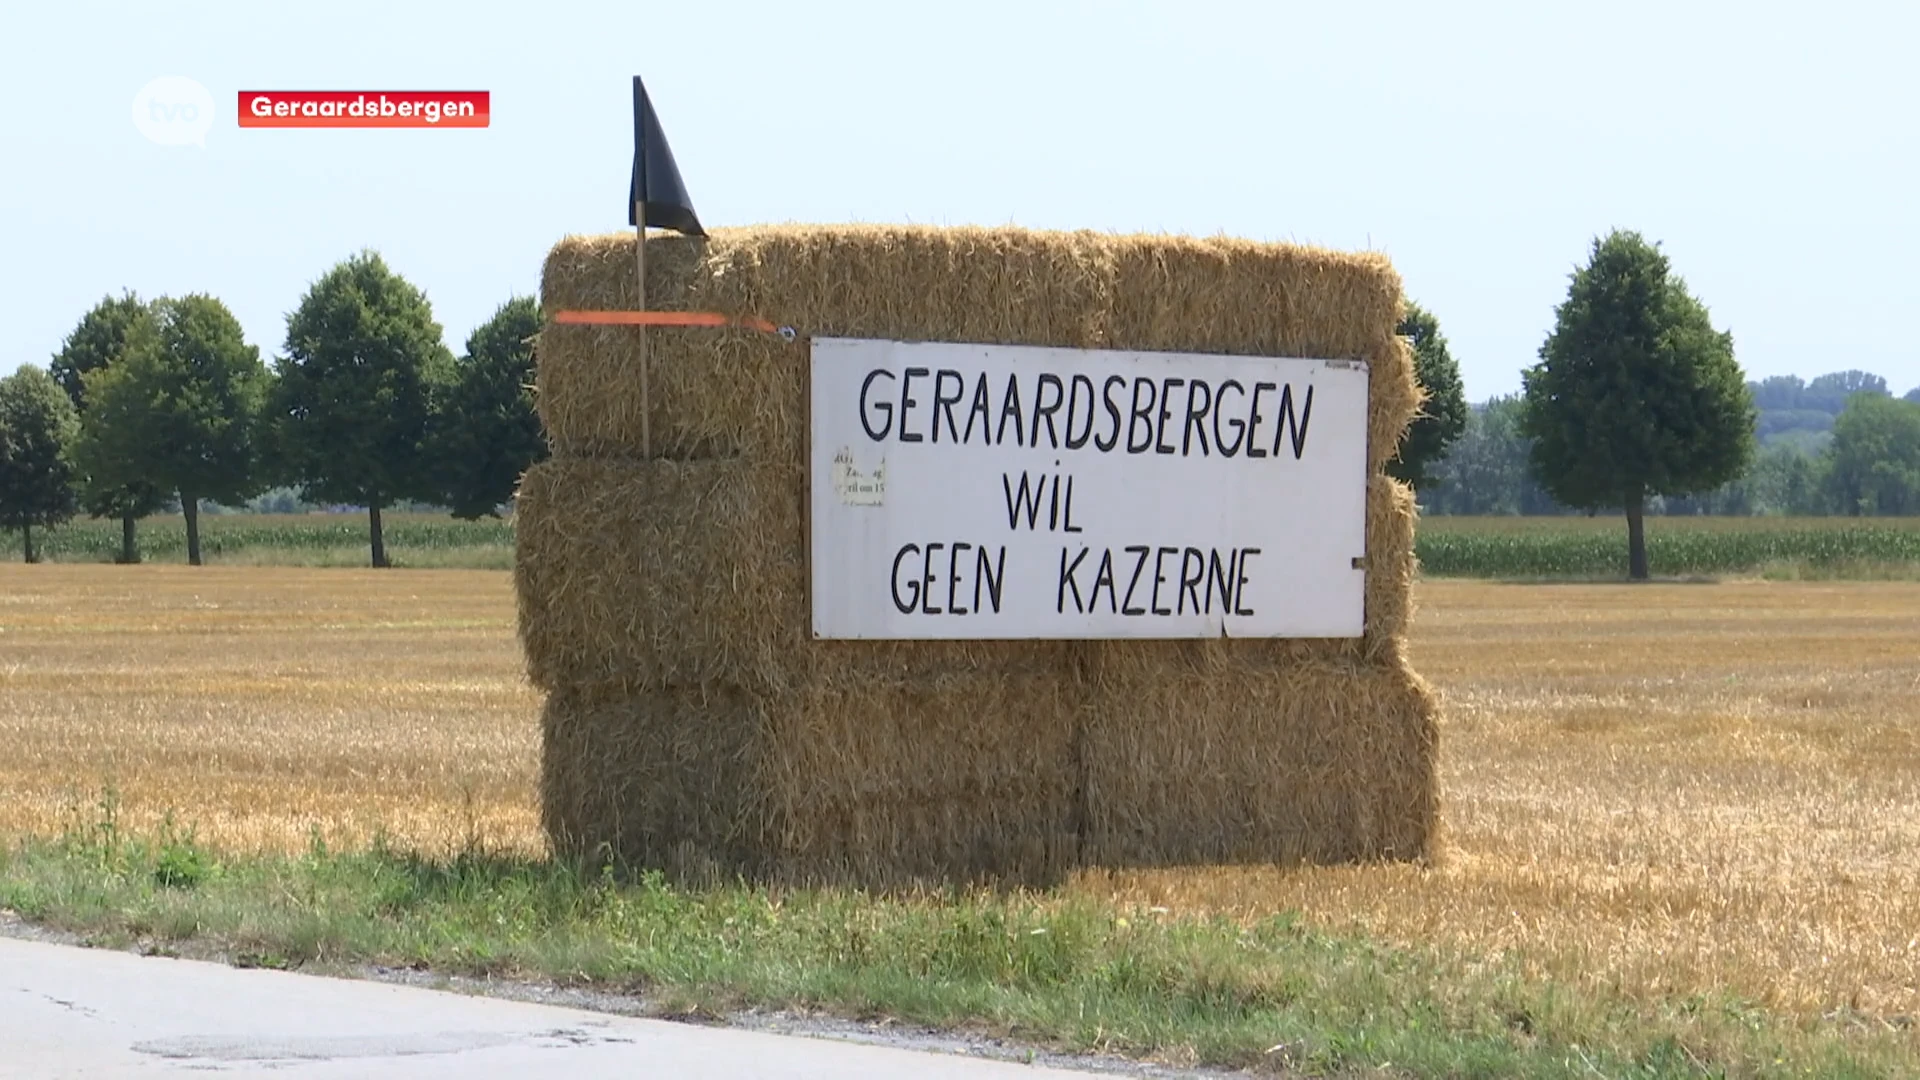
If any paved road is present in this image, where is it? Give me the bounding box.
[0,937,1116,1078]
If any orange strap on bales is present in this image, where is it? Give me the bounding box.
[552,310,790,337]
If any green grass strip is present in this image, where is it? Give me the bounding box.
[1,818,1909,1079]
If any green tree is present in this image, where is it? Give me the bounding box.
[1421,395,1564,515]
[1749,375,1805,411]
[269,251,454,566]
[1387,300,1469,490]
[49,293,168,563]
[1520,230,1755,578]
[1819,393,1920,515]
[74,295,271,565]
[1803,370,1887,413]
[1751,443,1820,515]
[1657,441,1824,517]
[1903,386,1920,405]
[429,296,547,519]
[0,366,80,562]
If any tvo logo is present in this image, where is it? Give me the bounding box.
[133,77,214,147]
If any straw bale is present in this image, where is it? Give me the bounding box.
[541,672,1078,888]
[535,227,1422,470]
[1080,652,1437,867]
[536,226,1116,462]
[522,222,1439,880]
[1363,474,1421,661]
[514,456,1074,696]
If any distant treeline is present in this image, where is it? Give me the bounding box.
[0,251,543,565]
[1422,372,1920,517]
[7,234,1920,574]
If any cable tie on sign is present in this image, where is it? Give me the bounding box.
[551,310,801,341]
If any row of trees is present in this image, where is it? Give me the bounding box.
[6,231,1917,579]
[1421,391,1920,519]
[0,252,543,564]
[1751,371,1912,452]
[1752,370,1920,413]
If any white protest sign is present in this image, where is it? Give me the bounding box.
[808,338,1369,639]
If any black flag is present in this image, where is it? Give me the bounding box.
[628,76,703,236]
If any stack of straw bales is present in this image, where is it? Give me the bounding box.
[516,225,1437,886]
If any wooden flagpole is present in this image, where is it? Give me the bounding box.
[634,201,649,458]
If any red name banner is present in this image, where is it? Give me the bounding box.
[238,91,489,128]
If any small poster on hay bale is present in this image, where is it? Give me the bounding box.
[515,224,1437,887]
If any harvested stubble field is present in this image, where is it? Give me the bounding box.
[2,565,1917,1062]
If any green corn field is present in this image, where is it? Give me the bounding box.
[15,512,1920,578]
[1417,516,1920,578]
[26,514,515,566]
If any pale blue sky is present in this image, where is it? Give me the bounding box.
[4,0,1916,400]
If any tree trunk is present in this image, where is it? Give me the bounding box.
[369,502,389,568]
[182,494,202,567]
[22,523,34,564]
[120,512,140,565]
[1625,491,1649,581]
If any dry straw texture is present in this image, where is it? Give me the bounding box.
[536,227,1114,463]
[520,223,1434,885]
[541,674,1078,888]
[1083,652,1436,867]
